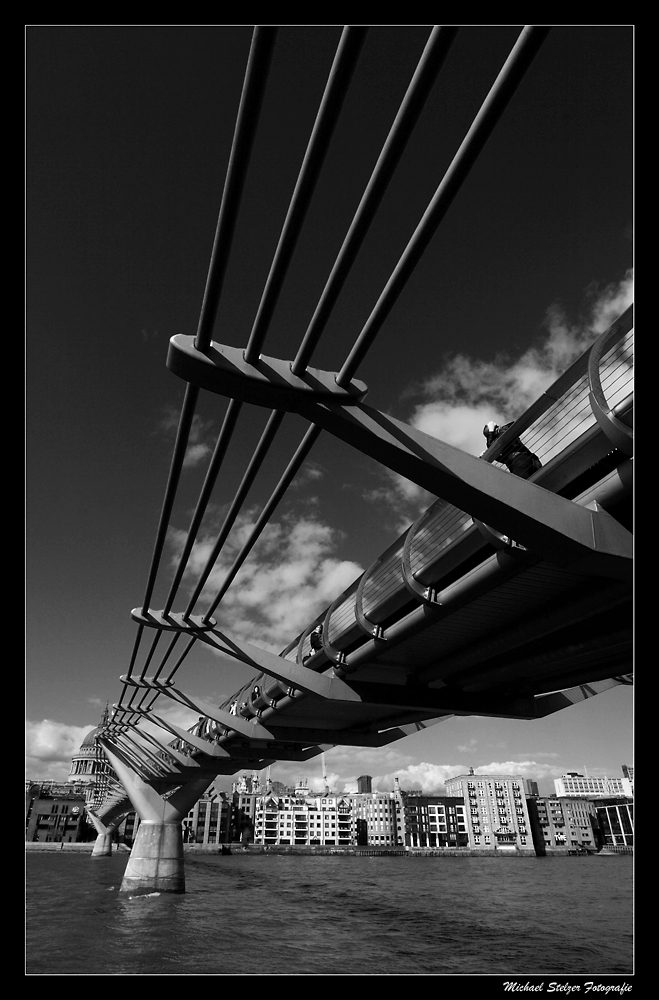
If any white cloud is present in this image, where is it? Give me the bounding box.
[25,719,97,780]
[25,707,211,781]
[159,408,214,468]
[471,760,563,781]
[361,759,572,794]
[183,442,212,468]
[290,462,325,488]
[371,762,465,793]
[168,510,363,652]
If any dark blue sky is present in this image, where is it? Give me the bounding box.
[26,25,633,789]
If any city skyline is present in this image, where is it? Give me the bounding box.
[26,26,633,799]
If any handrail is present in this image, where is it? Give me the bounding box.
[588,310,634,456]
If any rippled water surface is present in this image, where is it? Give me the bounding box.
[26,852,633,976]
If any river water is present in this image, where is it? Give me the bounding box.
[26,851,633,977]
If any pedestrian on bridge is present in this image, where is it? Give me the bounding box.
[303,624,323,664]
[482,421,542,479]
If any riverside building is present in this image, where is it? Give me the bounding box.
[254,792,354,845]
[250,776,404,846]
[25,781,89,843]
[554,772,633,798]
[183,786,231,845]
[594,799,634,851]
[526,796,598,853]
[445,772,533,851]
[400,792,468,848]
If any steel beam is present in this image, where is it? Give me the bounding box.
[143,713,232,758]
[168,336,367,409]
[262,723,449,747]
[168,338,632,580]
[532,675,633,717]
[116,720,206,769]
[152,686,277,740]
[221,744,325,761]
[195,628,363,701]
[299,399,632,580]
[341,681,538,719]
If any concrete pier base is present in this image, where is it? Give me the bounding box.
[120,822,185,894]
[91,831,113,857]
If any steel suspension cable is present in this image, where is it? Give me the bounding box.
[336,25,550,388]
[291,25,459,376]
[184,409,287,616]
[138,418,323,704]
[140,382,201,613]
[117,29,277,715]
[243,26,368,365]
[137,628,165,681]
[170,27,366,627]
[155,28,459,650]
[195,27,278,353]
[136,633,198,718]
[111,28,552,762]
[202,423,322,622]
[131,632,184,714]
[161,634,199,686]
[150,631,182,683]
[118,624,145,694]
[193,28,549,643]
[162,397,244,615]
[192,28,457,630]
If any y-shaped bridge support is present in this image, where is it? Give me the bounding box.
[101,742,212,894]
[86,811,115,857]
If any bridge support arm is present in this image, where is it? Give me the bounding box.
[86,810,116,857]
[168,333,632,580]
[197,628,362,700]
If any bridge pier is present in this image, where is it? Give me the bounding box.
[101,742,211,894]
[92,831,114,857]
[86,810,114,857]
[121,820,186,894]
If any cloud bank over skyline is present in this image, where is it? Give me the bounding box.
[232,747,620,799]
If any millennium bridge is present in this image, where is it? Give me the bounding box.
[87,26,633,893]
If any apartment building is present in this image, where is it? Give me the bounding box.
[526,796,598,852]
[554,772,633,798]
[400,793,468,848]
[445,772,532,850]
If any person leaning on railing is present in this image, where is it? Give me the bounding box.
[303,624,323,664]
[481,421,542,480]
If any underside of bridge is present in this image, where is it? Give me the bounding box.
[87,26,633,892]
